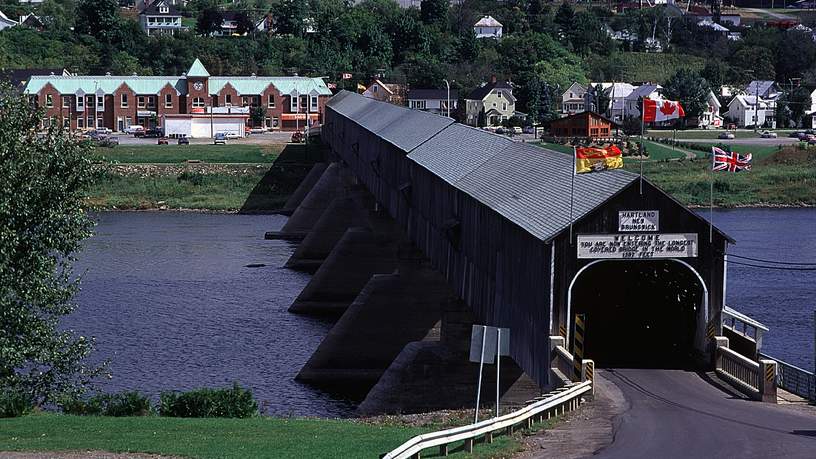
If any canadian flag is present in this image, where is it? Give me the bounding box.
[643,98,685,122]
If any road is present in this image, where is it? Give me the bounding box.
[592,369,816,459]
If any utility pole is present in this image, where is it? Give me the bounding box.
[443,79,451,118]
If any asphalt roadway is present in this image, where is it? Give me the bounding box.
[592,369,816,459]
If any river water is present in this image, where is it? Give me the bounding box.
[68,209,816,417]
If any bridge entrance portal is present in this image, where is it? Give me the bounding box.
[569,259,706,368]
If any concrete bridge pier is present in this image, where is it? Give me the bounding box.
[284,188,374,272]
[265,162,346,241]
[356,299,541,415]
[295,264,449,394]
[276,162,328,216]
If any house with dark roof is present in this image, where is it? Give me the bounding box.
[549,111,619,139]
[139,0,183,36]
[744,81,781,100]
[406,88,458,116]
[362,79,407,106]
[623,84,662,118]
[464,77,515,126]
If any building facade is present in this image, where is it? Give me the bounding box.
[139,0,183,36]
[406,88,458,116]
[23,59,333,137]
[561,82,587,116]
[549,111,617,138]
[464,78,515,126]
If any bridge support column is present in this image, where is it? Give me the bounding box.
[265,162,345,241]
[276,162,327,216]
[759,359,778,403]
[284,189,374,272]
[295,265,448,393]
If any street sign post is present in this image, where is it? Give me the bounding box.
[470,325,510,422]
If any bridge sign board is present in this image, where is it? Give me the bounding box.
[577,233,698,259]
[618,210,659,232]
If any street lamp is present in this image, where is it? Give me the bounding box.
[443,79,451,118]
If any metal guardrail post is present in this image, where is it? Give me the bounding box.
[582,359,595,395]
[759,359,778,403]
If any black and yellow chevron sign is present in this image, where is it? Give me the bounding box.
[585,360,594,384]
[765,364,775,382]
[559,324,567,339]
[573,314,586,381]
[706,321,716,340]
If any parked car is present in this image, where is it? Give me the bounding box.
[759,130,777,138]
[789,131,803,138]
[214,132,227,145]
[177,136,189,145]
[124,125,144,135]
[495,127,505,134]
[157,137,169,145]
[225,131,242,140]
[95,127,112,135]
[290,131,305,143]
[144,128,163,138]
[98,136,119,147]
[522,126,535,134]
[718,131,735,140]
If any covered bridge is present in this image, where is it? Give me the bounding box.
[323,91,731,387]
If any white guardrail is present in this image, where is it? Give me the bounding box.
[381,380,593,459]
[759,353,816,402]
[716,344,760,394]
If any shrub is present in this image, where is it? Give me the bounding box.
[61,391,151,417]
[0,389,33,418]
[177,171,205,186]
[160,383,257,418]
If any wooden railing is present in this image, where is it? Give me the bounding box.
[381,380,593,459]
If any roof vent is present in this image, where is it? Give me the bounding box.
[181,72,187,77]
[50,72,55,75]
[251,73,256,77]
[106,72,111,76]
[132,72,138,76]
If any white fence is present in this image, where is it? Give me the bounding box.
[381,380,593,459]
[759,353,816,402]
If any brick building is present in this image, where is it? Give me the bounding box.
[23,59,332,137]
[549,111,618,139]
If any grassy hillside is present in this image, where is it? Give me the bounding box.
[590,52,708,83]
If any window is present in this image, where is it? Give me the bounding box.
[290,95,298,111]
[147,96,155,108]
[126,117,132,128]
[96,116,103,128]
[63,118,70,128]
[97,95,104,109]
[410,100,426,110]
[502,102,507,111]
[165,94,172,108]
[241,96,248,107]
[192,97,205,108]
[86,116,93,127]
[45,94,53,107]
[268,94,275,108]
[78,117,84,128]
[121,94,129,108]
[225,94,232,106]
[159,5,168,14]
[272,117,279,128]
[310,95,318,110]
[497,92,502,98]
[137,96,145,108]
[372,85,378,93]
[87,96,94,107]
[300,95,308,111]
[62,96,70,109]
[265,117,270,128]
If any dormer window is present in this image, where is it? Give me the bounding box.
[159,6,169,14]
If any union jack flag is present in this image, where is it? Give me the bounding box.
[712,146,752,172]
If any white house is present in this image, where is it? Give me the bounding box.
[560,82,587,116]
[624,84,662,118]
[474,15,502,39]
[0,11,17,31]
[803,89,816,127]
[139,0,183,36]
[604,82,636,122]
[726,95,775,128]
[406,88,458,116]
[698,90,723,128]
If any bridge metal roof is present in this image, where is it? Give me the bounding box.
[327,91,730,243]
[327,91,454,151]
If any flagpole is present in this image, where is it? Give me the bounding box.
[569,145,576,246]
[640,97,645,195]
[710,147,714,244]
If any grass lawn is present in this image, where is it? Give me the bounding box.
[647,130,764,140]
[93,144,285,164]
[0,413,535,459]
[642,140,688,160]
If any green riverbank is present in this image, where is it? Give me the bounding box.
[0,412,542,459]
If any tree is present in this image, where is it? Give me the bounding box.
[593,83,610,115]
[420,0,448,27]
[196,6,223,35]
[235,12,255,36]
[663,69,709,125]
[75,0,120,43]
[554,2,575,38]
[0,85,102,408]
[250,105,266,127]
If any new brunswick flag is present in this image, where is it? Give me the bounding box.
[575,145,624,174]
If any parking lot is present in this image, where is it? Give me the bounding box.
[114,131,295,146]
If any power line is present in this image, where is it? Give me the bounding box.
[728,253,816,266]
[727,260,816,271]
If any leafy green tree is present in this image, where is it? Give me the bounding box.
[554,2,575,37]
[662,69,709,126]
[700,61,730,92]
[775,29,816,83]
[592,83,609,114]
[0,85,102,407]
[568,11,614,56]
[235,12,255,35]
[75,0,120,43]
[197,7,223,35]
[420,0,448,27]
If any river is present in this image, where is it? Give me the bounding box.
[68,209,816,417]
